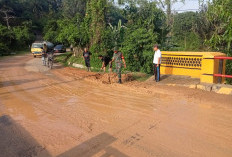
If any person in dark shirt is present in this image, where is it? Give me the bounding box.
[98,55,112,72]
[42,43,48,66]
[83,48,92,71]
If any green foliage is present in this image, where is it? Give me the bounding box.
[131,72,152,82]
[226,60,232,84]
[122,28,157,73]
[205,0,232,84]
[171,12,202,51]
[86,0,107,47]
[12,22,35,47]
[44,15,89,47]
[0,23,34,55]
[109,19,125,47]
[207,0,232,53]
[55,52,102,70]
[62,0,87,19]
[0,24,13,49]
[120,2,166,74]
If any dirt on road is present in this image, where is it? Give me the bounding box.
[0,55,232,157]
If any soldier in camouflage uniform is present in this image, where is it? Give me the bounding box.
[111,47,126,84]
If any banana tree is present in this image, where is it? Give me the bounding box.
[109,19,126,47]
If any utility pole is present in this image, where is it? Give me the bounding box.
[200,0,205,9]
[165,0,171,26]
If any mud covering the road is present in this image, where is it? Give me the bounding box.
[25,57,50,72]
[25,58,134,84]
[1,56,232,157]
[55,67,134,84]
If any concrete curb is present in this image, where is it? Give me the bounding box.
[165,83,197,89]
[165,83,232,95]
[72,63,85,69]
[66,64,232,95]
[212,84,232,95]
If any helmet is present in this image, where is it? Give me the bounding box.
[114,46,119,51]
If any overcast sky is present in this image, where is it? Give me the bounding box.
[172,0,211,12]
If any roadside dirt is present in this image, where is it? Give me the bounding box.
[55,67,134,84]
[0,55,232,157]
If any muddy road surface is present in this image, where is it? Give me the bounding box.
[0,55,232,157]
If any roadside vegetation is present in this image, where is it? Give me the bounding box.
[55,52,152,81]
[0,0,231,83]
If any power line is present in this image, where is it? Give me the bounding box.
[164,9,199,12]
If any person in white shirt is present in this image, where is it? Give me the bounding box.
[153,44,161,82]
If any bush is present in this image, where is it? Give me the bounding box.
[121,27,158,74]
[12,25,35,49]
[0,43,10,56]
[226,59,232,84]
[0,24,13,54]
[0,22,35,54]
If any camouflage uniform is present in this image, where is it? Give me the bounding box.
[113,51,124,80]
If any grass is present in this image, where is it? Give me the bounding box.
[0,48,30,57]
[54,52,73,66]
[13,49,31,55]
[131,73,152,82]
[55,52,103,72]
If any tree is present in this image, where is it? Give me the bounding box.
[172,12,202,50]
[109,19,125,47]
[85,0,107,48]
[62,0,87,19]
[0,6,15,29]
[206,0,232,84]
[207,0,232,52]
[121,1,166,73]
[158,0,185,25]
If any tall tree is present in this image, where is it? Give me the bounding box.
[0,6,15,29]
[158,0,185,25]
[85,0,107,47]
[62,0,87,19]
[207,0,232,52]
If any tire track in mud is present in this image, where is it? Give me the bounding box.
[0,72,90,155]
[0,57,170,156]
[1,55,232,157]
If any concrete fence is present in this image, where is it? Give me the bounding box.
[160,51,226,84]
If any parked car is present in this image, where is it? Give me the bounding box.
[54,45,66,53]
[31,41,54,58]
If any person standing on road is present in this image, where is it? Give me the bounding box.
[153,44,162,82]
[98,55,112,72]
[42,42,48,66]
[111,47,126,84]
[83,48,92,72]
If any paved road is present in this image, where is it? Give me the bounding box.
[0,55,232,157]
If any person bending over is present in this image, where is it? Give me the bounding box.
[98,55,112,72]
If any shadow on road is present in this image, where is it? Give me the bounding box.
[57,132,129,157]
[160,75,171,81]
[0,73,104,96]
[0,115,51,157]
[0,64,26,69]
[0,78,45,88]
[0,115,129,157]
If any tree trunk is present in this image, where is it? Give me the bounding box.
[166,0,171,26]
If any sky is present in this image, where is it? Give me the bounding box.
[172,0,211,12]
